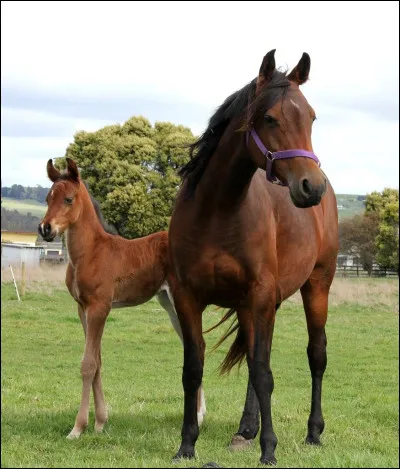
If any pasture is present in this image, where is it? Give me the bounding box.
[1,271,398,468]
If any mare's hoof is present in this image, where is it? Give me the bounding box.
[172,450,195,462]
[260,455,277,466]
[228,434,253,452]
[305,435,322,446]
[202,463,222,468]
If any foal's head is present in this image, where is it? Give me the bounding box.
[247,49,326,208]
[38,158,83,241]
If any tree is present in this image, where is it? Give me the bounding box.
[339,212,379,276]
[365,188,399,271]
[56,116,195,239]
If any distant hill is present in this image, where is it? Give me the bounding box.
[1,193,365,225]
[1,197,47,218]
[336,194,366,221]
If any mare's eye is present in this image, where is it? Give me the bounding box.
[64,197,73,205]
[264,114,278,125]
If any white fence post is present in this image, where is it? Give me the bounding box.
[9,264,21,301]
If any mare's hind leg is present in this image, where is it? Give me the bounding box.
[300,268,334,445]
[67,301,109,439]
[157,289,206,426]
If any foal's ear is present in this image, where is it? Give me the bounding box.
[256,49,276,94]
[47,159,61,182]
[66,158,80,182]
[287,52,311,85]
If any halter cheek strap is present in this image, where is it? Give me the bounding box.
[247,128,321,186]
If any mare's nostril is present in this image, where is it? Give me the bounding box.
[301,178,312,196]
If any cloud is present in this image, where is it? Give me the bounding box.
[1,0,398,194]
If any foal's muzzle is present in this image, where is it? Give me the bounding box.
[38,223,55,242]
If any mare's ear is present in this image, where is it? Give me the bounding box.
[66,158,80,182]
[287,52,311,85]
[256,49,276,95]
[47,159,61,182]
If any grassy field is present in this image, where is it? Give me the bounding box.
[2,197,47,218]
[1,274,398,468]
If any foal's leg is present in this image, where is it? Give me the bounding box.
[243,287,278,465]
[300,270,332,445]
[67,302,109,439]
[157,290,206,426]
[170,289,205,461]
[93,345,108,433]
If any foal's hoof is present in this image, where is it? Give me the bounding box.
[66,431,81,440]
[305,435,322,446]
[228,434,253,452]
[94,422,106,433]
[202,463,222,468]
[260,456,277,466]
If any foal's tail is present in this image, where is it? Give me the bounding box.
[204,308,246,375]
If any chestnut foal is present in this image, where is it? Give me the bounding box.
[38,158,206,439]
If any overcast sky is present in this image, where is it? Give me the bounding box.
[1,1,399,194]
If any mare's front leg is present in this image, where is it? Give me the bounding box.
[230,304,280,452]
[170,287,205,461]
[157,289,206,426]
[67,300,110,439]
[244,282,278,465]
[300,267,333,445]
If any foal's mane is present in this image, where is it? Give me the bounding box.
[84,182,119,236]
[179,69,290,196]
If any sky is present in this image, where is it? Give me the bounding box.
[1,0,399,194]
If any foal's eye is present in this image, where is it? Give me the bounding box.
[64,197,73,205]
[264,114,278,125]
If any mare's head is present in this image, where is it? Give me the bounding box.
[38,158,83,241]
[247,49,326,207]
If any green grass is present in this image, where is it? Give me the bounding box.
[2,197,47,218]
[1,280,398,468]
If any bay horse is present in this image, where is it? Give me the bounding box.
[167,49,338,465]
[38,158,206,439]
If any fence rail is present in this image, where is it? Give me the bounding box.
[335,265,398,278]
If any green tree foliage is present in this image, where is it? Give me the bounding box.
[56,116,194,239]
[365,188,399,271]
[338,212,380,276]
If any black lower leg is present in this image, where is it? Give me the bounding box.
[249,352,277,465]
[235,377,260,440]
[306,329,327,445]
[174,344,203,460]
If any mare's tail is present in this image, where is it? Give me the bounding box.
[204,308,246,375]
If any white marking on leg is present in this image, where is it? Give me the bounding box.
[197,385,206,426]
[290,99,300,109]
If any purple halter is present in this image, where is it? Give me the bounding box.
[247,128,320,186]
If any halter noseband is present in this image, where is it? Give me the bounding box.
[247,128,320,186]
